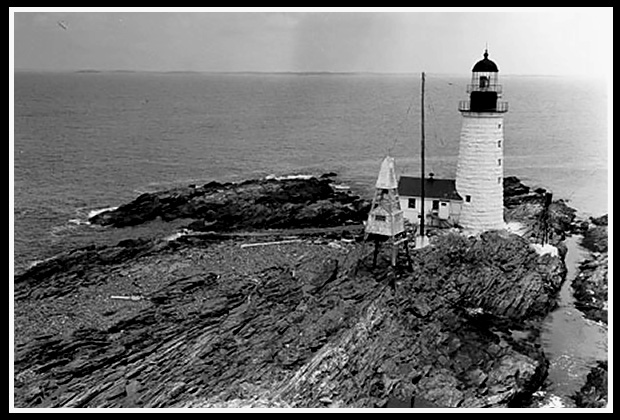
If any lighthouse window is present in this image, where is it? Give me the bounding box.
[498,177,502,184]
[498,158,502,166]
[498,123,502,129]
[497,140,502,148]
[465,195,471,203]
[408,198,416,209]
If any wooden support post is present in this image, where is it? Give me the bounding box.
[404,240,413,272]
[372,240,381,268]
[391,239,398,267]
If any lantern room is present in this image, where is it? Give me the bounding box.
[459,49,508,113]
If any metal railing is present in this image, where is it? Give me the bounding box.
[458,100,509,113]
[497,101,509,112]
[466,84,503,94]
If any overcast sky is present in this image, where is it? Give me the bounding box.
[12,9,612,76]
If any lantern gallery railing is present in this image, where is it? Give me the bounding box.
[466,83,503,95]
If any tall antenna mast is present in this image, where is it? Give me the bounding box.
[420,72,426,239]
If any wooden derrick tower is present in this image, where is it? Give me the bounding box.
[364,156,411,267]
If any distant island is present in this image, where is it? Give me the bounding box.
[68,69,423,76]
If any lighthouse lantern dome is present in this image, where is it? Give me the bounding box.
[470,49,500,92]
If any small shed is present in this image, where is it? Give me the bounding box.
[397,175,462,227]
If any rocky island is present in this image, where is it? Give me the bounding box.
[13,174,605,408]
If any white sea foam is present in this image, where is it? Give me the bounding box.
[87,206,119,219]
[68,218,90,226]
[539,394,567,408]
[505,221,527,236]
[265,174,314,181]
[26,256,56,270]
[164,229,192,242]
[531,243,559,257]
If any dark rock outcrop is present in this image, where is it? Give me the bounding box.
[503,176,577,245]
[581,215,608,254]
[89,177,370,232]
[572,214,608,325]
[589,214,608,227]
[572,253,608,325]
[503,176,531,203]
[571,361,608,408]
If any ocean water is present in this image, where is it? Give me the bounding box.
[13,72,608,270]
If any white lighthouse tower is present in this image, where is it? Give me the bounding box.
[455,49,508,232]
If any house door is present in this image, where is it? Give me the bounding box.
[438,201,450,220]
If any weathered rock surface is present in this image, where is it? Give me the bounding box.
[503,176,532,203]
[13,174,574,408]
[260,231,563,409]
[14,227,565,408]
[503,177,577,246]
[571,361,608,408]
[572,253,608,325]
[89,176,370,232]
[580,215,608,254]
[15,238,362,407]
[572,215,608,325]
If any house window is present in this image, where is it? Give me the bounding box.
[374,214,386,222]
[441,202,448,206]
[498,158,502,166]
[432,200,440,211]
[408,198,416,209]
[465,195,471,203]
[497,140,502,148]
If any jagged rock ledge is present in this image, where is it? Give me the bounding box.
[503,176,578,247]
[572,214,608,324]
[571,361,608,408]
[14,175,574,408]
[89,174,370,232]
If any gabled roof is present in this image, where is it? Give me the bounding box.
[398,176,462,201]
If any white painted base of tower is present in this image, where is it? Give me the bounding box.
[413,235,430,249]
[456,112,505,233]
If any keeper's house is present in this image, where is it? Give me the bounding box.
[397,174,463,227]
